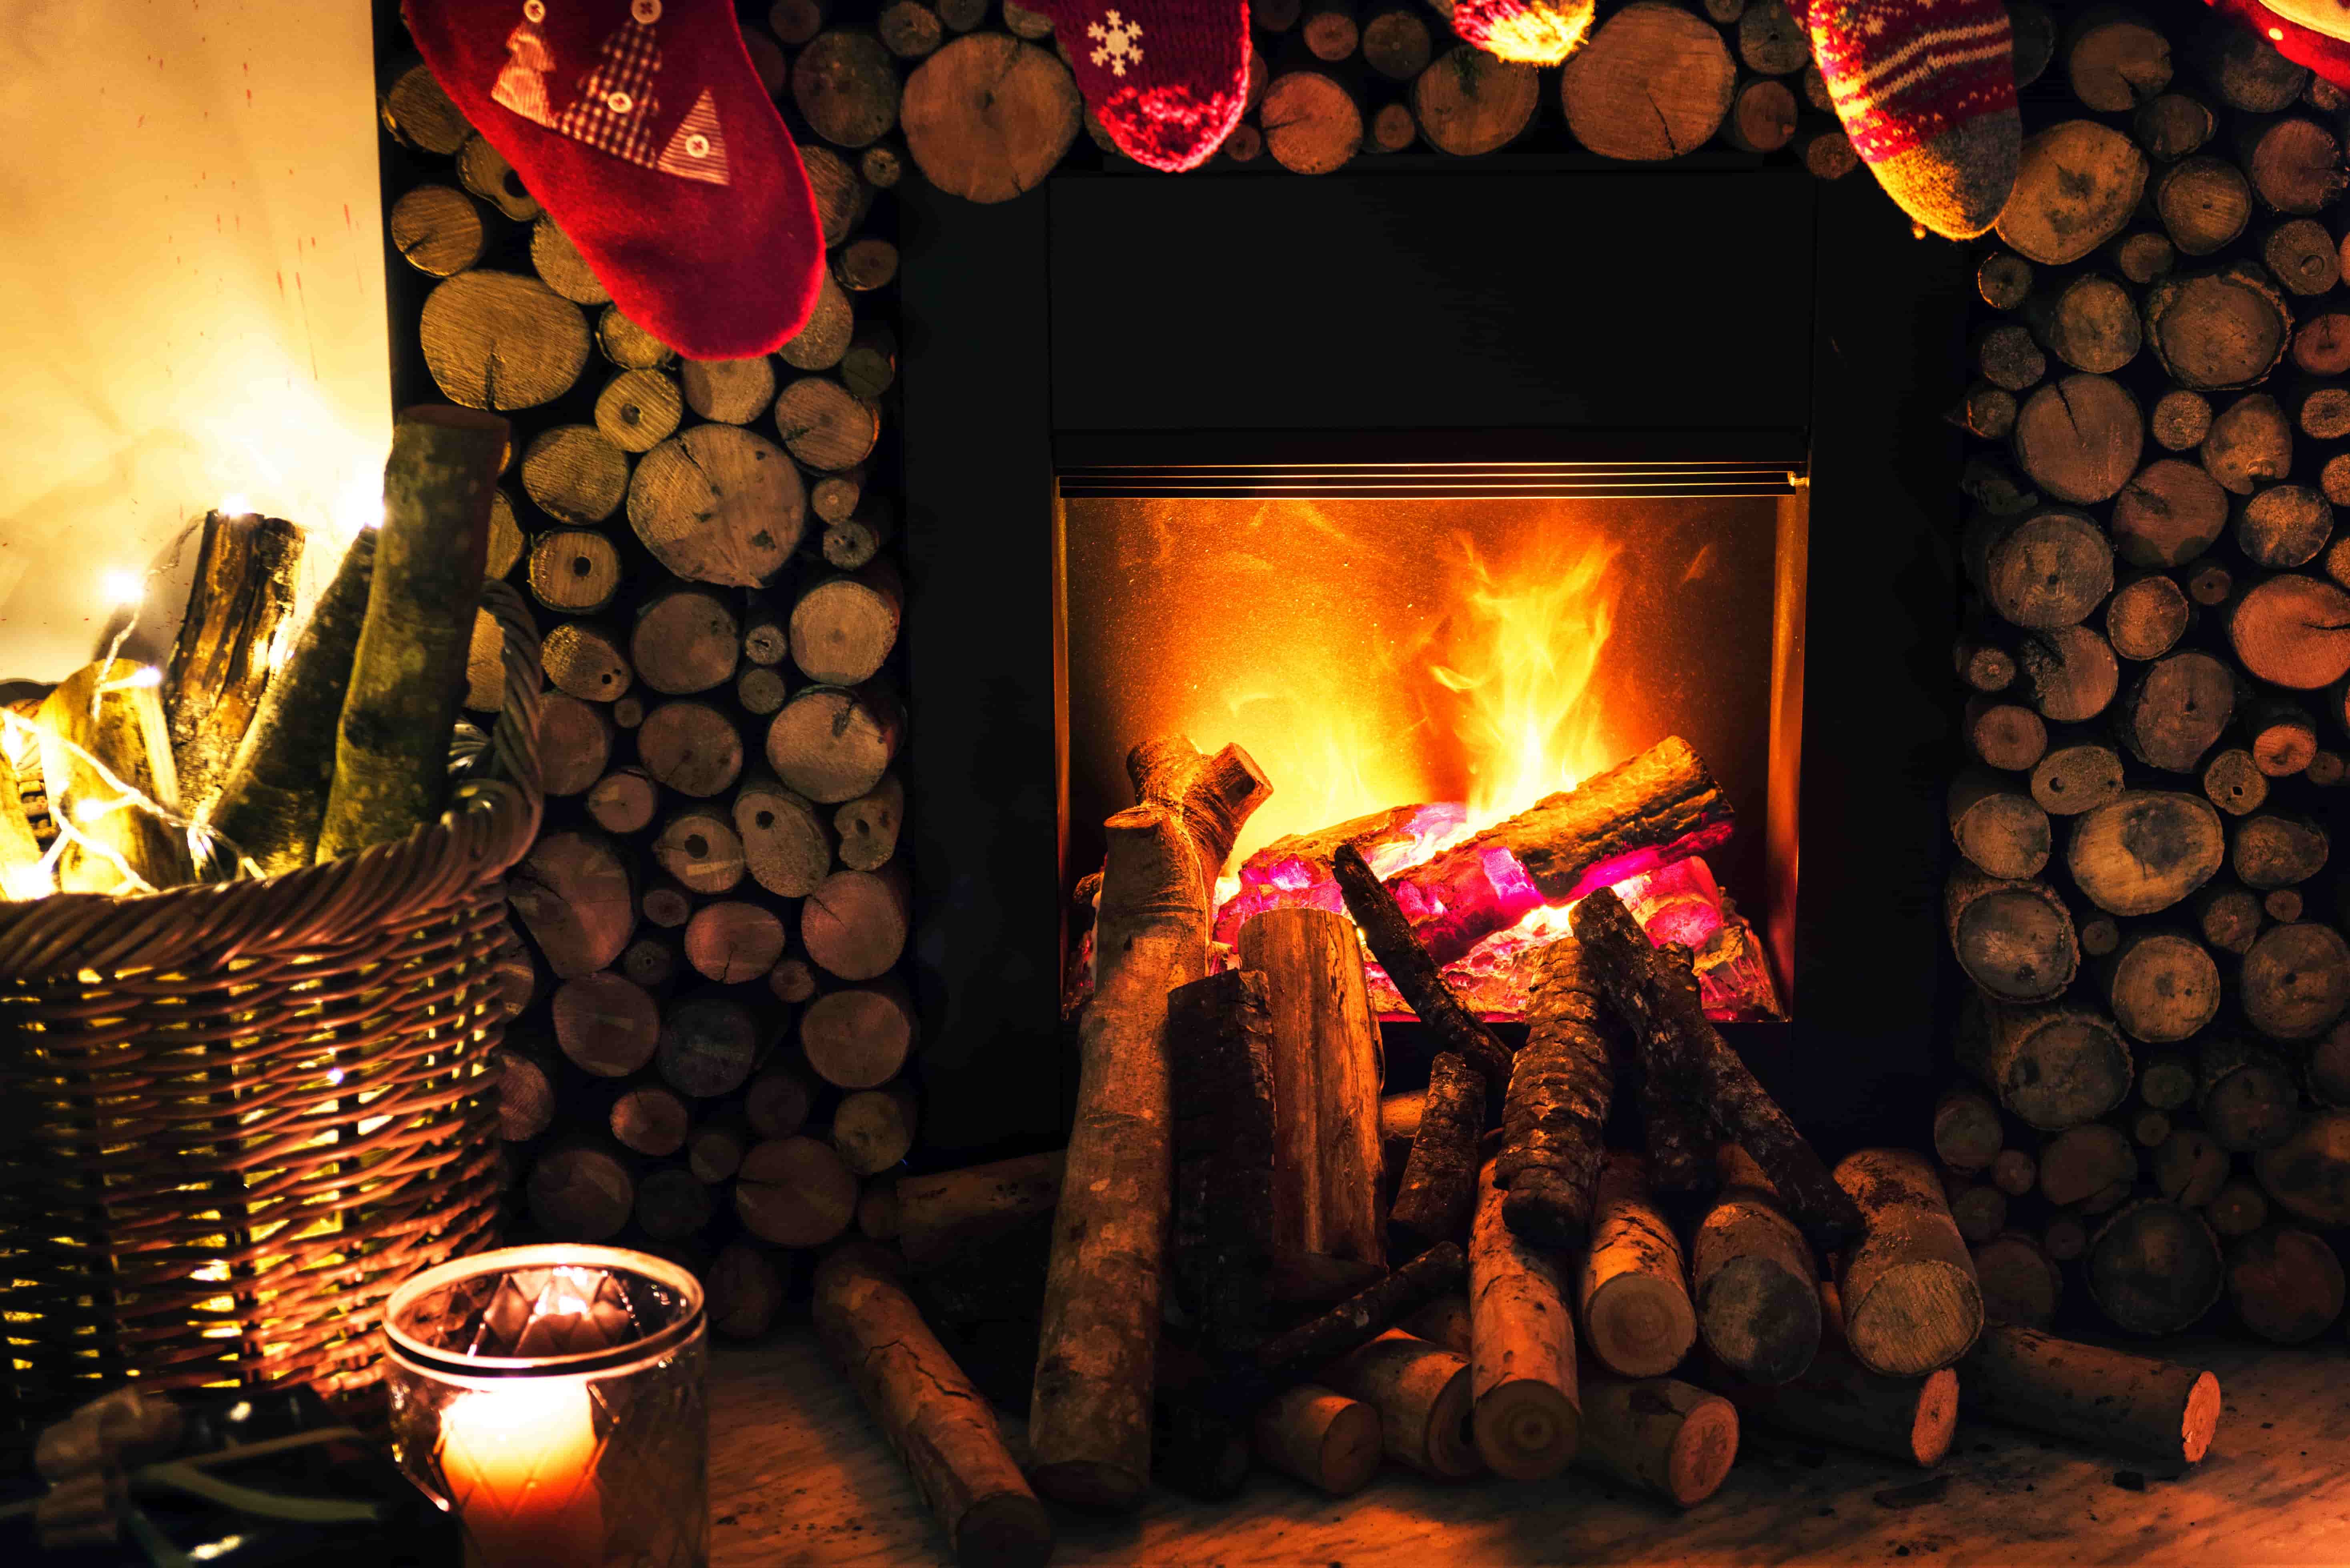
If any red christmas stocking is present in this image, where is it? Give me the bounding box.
[1797,0,2021,241]
[405,0,822,361]
[2208,0,2350,92]
[1026,0,1251,172]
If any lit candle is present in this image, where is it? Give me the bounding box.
[437,1378,604,1568]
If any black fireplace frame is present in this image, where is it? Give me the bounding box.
[900,159,1971,1159]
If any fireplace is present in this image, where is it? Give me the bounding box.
[898,165,1969,1153]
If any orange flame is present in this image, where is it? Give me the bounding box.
[1422,533,1622,832]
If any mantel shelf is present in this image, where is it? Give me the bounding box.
[709,1333,2350,1567]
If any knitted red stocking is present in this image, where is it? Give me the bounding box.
[1448,0,1594,65]
[405,0,823,361]
[2208,0,2350,92]
[1798,0,2021,240]
[1026,0,1251,172]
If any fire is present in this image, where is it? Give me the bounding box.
[1424,533,1622,831]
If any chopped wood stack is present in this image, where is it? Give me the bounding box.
[379,25,913,1314]
[1945,14,2350,1349]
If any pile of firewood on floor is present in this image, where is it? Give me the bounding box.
[810,735,2225,1568]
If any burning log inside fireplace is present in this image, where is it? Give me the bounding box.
[1212,736,1734,969]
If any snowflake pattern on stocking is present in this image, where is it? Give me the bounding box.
[1087,8,1145,77]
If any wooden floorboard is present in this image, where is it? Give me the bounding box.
[708,1332,2350,1566]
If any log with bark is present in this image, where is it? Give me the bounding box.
[1028,802,1199,1508]
[1167,967,1278,1357]
[1708,1333,1959,1468]
[1833,1149,1984,1376]
[2088,1197,2225,1335]
[1318,1328,1482,1479]
[162,510,303,814]
[1494,936,1615,1247]
[1573,886,1862,1247]
[1390,1051,1484,1254]
[1693,1144,1820,1385]
[1251,1385,1382,1497]
[1574,1378,1740,1507]
[1240,906,1386,1270]
[1467,1158,1579,1480]
[1578,1153,1698,1379]
[1960,1323,2221,1464]
[1945,867,2079,1002]
[1972,1231,2062,1328]
[1332,840,1512,1091]
[204,529,375,874]
[814,1244,1053,1568]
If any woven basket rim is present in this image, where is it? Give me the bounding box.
[0,581,544,982]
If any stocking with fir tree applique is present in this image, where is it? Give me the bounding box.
[407,0,820,360]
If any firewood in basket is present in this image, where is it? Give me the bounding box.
[1029,804,1201,1510]
[204,528,375,876]
[1389,1052,1484,1254]
[1241,907,1386,1270]
[1468,1159,1579,1480]
[1494,936,1614,1248]
[1573,1376,1741,1507]
[1317,1326,1482,1479]
[1693,1143,1820,1386]
[36,661,190,894]
[1572,886,1861,1248]
[1960,1323,2220,1466]
[314,407,505,862]
[813,1243,1054,1568]
[162,510,302,815]
[1332,841,1513,1093]
[1832,1149,1984,1377]
[1578,1153,1697,1380]
[1167,968,1278,1357]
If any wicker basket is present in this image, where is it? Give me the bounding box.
[0,581,544,1423]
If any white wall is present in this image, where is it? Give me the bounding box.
[0,0,393,682]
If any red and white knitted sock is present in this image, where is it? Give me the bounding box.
[1448,0,1594,65]
[1799,0,2021,239]
[1027,0,1250,172]
[2208,0,2350,92]
[405,0,823,361]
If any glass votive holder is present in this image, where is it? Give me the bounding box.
[381,1244,708,1568]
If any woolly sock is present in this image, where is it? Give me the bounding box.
[1026,0,1251,172]
[1798,0,2022,240]
[405,0,823,361]
[2210,0,2350,93]
[1448,0,1595,65]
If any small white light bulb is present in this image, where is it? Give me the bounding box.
[101,569,143,608]
[125,666,162,689]
[219,493,253,518]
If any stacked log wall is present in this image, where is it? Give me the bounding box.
[1944,10,2350,1345]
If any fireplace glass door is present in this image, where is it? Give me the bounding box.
[1057,463,1809,1023]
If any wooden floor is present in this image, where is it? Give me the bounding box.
[708,1332,2350,1566]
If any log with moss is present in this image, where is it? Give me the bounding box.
[1495,936,1616,1248]
[1389,1051,1484,1253]
[203,529,377,875]
[315,406,507,860]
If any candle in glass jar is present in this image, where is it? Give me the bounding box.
[438,1378,604,1568]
